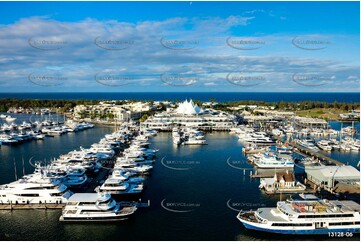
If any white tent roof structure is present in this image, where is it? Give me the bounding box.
[175,99,204,115]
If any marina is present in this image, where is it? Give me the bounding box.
[0,107,360,240]
[0,114,94,146]
[0,0,359,240]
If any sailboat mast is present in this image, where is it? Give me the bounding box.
[22,156,25,176]
[13,158,18,180]
[340,122,343,143]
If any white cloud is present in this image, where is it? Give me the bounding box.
[0,16,359,92]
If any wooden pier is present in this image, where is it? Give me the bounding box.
[250,173,274,178]
[290,142,344,166]
[264,188,317,195]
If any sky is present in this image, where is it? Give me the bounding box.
[0,1,359,92]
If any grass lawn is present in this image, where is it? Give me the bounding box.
[295,108,346,120]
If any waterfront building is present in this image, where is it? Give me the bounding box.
[294,117,328,128]
[242,115,274,124]
[253,109,295,119]
[339,111,360,122]
[141,99,237,131]
[121,101,157,112]
[259,170,306,194]
[74,104,141,121]
[305,165,360,190]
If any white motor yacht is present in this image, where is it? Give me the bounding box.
[98,178,143,195]
[0,172,72,205]
[59,193,137,222]
[254,153,294,169]
[317,140,333,151]
[237,196,360,235]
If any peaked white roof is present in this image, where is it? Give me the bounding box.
[175,99,204,115]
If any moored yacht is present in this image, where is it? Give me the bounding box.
[276,146,293,155]
[237,197,360,234]
[183,135,207,145]
[5,116,16,123]
[59,193,137,221]
[254,153,294,169]
[0,172,72,205]
[241,132,275,145]
[317,140,333,151]
[97,178,143,195]
[298,139,320,152]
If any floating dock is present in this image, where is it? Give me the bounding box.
[290,142,344,166]
[250,173,274,178]
[0,204,64,210]
[263,188,316,195]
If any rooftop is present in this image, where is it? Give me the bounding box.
[275,171,295,182]
[175,99,203,115]
[306,165,360,179]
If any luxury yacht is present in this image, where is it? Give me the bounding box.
[317,140,333,151]
[89,145,115,158]
[115,163,153,174]
[52,156,96,172]
[254,153,294,168]
[117,157,154,166]
[97,178,143,195]
[173,133,182,145]
[237,195,360,234]
[276,146,293,155]
[0,134,18,145]
[110,169,145,184]
[0,172,72,205]
[241,132,275,145]
[183,135,207,145]
[298,139,320,152]
[59,193,137,221]
[47,167,88,188]
[5,116,16,123]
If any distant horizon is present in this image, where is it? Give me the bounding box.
[0,91,359,93]
[0,91,358,103]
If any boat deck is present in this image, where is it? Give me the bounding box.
[238,212,259,223]
[257,208,286,222]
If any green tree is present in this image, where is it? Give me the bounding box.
[140,114,149,122]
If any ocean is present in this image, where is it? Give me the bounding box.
[0,92,359,103]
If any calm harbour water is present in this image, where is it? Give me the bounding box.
[0,114,360,240]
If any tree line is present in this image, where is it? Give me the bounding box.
[0,98,359,114]
[0,98,100,113]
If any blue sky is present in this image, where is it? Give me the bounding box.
[0,1,359,92]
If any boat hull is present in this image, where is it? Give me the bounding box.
[240,220,360,235]
[59,215,131,222]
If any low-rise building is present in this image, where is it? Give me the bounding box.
[142,99,237,130]
[294,116,328,128]
[305,165,360,190]
[259,170,306,194]
[73,104,141,121]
